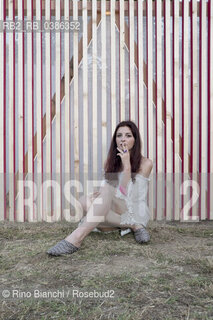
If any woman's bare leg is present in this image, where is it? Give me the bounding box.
[103,210,143,231]
[66,194,142,248]
[78,193,143,231]
[65,183,115,247]
[47,186,149,255]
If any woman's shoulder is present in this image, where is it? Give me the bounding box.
[138,156,153,178]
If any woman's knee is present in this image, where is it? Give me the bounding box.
[78,195,91,212]
[105,210,121,225]
[99,182,115,200]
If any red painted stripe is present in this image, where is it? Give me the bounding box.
[181,0,185,216]
[67,0,71,217]
[13,1,16,221]
[136,0,139,129]
[23,0,26,222]
[190,0,193,218]
[199,0,202,220]
[164,1,166,218]
[207,0,211,220]
[50,0,53,218]
[172,1,174,176]
[40,0,43,220]
[59,1,62,220]
[172,0,175,220]
[109,0,112,136]
[31,0,35,221]
[155,0,158,175]
[3,0,6,220]
[128,0,131,119]
[119,0,121,122]
[164,0,167,175]
[146,1,149,157]
[146,1,151,216]
[155,0,158,221]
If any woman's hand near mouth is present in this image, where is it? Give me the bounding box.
[117,143,131,171]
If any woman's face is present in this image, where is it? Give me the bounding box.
[116,126,135,152]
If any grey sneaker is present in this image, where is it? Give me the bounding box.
[134,227,150,244]
[46,239,79,256]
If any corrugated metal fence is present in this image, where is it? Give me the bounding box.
[0,0,212,222]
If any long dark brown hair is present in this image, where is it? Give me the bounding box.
[104,121,142,185]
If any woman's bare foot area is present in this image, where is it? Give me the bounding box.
[131,224,144,232]
[65,229,83,248]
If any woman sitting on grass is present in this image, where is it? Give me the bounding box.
[47,120,153,256]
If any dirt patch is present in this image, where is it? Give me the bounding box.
[0,221,213,319]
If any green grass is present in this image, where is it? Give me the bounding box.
[0,220,213,320]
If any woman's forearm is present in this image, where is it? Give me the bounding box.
[119,167,131,195]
